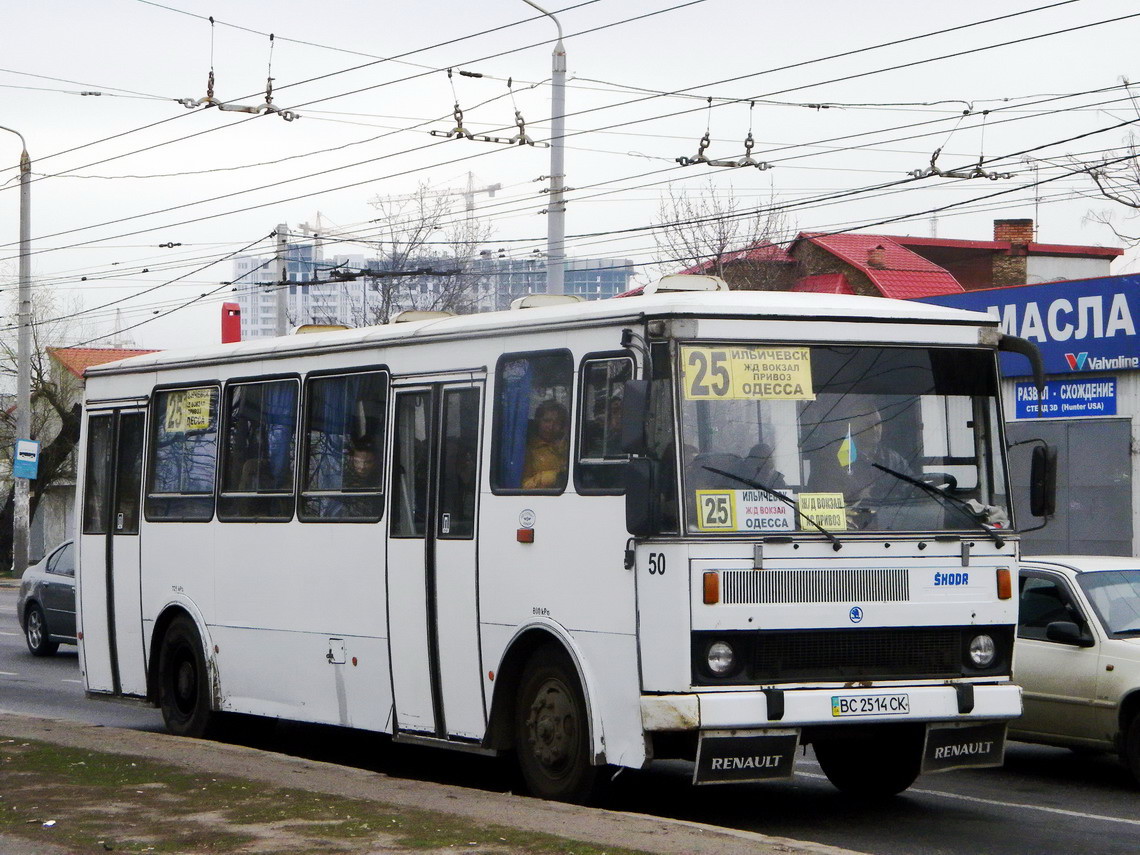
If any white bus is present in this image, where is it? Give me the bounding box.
[76,277,1051,802]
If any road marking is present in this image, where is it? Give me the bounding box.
[797,771,1140,827]
[0,631,20,636]
[0,671,18,677]
[61,679,83,684]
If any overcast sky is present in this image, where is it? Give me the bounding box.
[2,0,1139,349]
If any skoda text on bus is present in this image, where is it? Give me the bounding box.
[76,277,1040,802]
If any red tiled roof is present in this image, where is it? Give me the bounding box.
[48,347,159,379]
[678,243,795,275]
[793,273,856,295]
[795,233,964,299]
[890,233,1122,258]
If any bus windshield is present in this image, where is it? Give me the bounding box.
[679,344,1009,535]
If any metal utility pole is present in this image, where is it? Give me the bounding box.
[1,125,31,575]
[275,223,289,336]
[519,0,566,295]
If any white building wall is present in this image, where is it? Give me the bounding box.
[1027,256,1114,284]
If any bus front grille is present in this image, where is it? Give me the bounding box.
[751,627,959,681]
[720,568,910,605]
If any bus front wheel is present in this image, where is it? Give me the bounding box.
[814,724,923,797]
[513,647,597,803]
[158,615,216,738]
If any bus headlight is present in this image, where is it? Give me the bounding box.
[707,641,735,675]
[968,633,996,668]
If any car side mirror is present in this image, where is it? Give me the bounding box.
[1045,620,1094,647]
[620,379,651,456]
[625,457,659,536]
[1029,443,1057,518]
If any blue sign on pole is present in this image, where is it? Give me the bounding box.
[13,438,40,480]
[1013,377,1117,419]
[918,274,1140,377]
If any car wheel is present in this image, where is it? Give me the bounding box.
[1125,714,1140,787]
[157,615,217,738]
[513,647,597,803]
[24,603,59,657]
[814,724,924,797]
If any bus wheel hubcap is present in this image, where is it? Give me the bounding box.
[527,680,575,768]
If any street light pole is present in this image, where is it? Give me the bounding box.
[0,125,32,575]
[519,0,566,295]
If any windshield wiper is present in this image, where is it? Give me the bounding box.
[870,463,1006,547]
[700,465,842,550]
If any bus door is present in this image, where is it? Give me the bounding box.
[387,378,485,741]
[79,406,147,697]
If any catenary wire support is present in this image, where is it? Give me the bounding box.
[676,98,770,169]
[430,70,548,146]
[909,110,1008,180]
[177,22,299,120]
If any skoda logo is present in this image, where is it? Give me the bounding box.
[849,607,864,624]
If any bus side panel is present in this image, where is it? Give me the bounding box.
[209,522,392,730]
[140,520,217,675]
[479,491,645,766]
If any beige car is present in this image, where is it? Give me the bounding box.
[1013,557,1140,785]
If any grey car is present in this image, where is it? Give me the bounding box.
[16,540,76,656]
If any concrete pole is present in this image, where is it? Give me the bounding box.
[519,1,566,295]
[276,223,289,336]
[1,126,31,574]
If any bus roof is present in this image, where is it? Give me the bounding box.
[86,290,997,376]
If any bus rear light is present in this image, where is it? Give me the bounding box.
[703,571,719,604]
[996,568,1012,600]
[517,528,534,543]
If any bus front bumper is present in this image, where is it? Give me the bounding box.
[642,683,1020,784]
[642,682,1021,731]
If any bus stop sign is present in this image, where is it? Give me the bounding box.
[13,439,40,480]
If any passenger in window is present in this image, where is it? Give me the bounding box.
[522,400,569,489]
[344,441,381,490]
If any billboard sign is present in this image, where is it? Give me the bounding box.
[919,274,1140,377]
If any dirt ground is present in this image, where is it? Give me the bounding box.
[0,713,863,855]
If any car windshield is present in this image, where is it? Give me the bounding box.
[1078,570,1140,635]
[678,344,1009,535]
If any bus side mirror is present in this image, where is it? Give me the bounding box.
[620,379,651,456]
[1029,443,1057,517]
[625,457,658,536]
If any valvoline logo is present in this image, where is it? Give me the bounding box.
[1064,352,1089,370]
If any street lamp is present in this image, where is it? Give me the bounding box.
[0,125,32,575]
[519,0,566,295]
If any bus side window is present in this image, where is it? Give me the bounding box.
[84,415,114,532]
[575,354,633,494]
[217,379,299,522]
[146,386,219,522]
[491,350,573,494]
[299,371,388,523]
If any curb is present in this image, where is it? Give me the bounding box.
[0,713,866,855]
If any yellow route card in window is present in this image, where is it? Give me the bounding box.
[798,493,848,531]
[681,346,815,401]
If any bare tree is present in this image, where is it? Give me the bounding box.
[352,182,490,324]
[0,290,90,570]
[652,178,799,291]
[1077,131,1140,247]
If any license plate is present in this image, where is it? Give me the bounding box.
[831,693,910,717]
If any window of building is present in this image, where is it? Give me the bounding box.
[146,387,220,521]
[575,354,633,494]
[218,379,299,521]
[300,371,388,522]
[491,350,573,493]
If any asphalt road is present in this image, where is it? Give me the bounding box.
[2,584,1137,855]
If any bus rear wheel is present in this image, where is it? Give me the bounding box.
[814,725,923,797]
[513,647,597,803]
[158,615,216,738]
